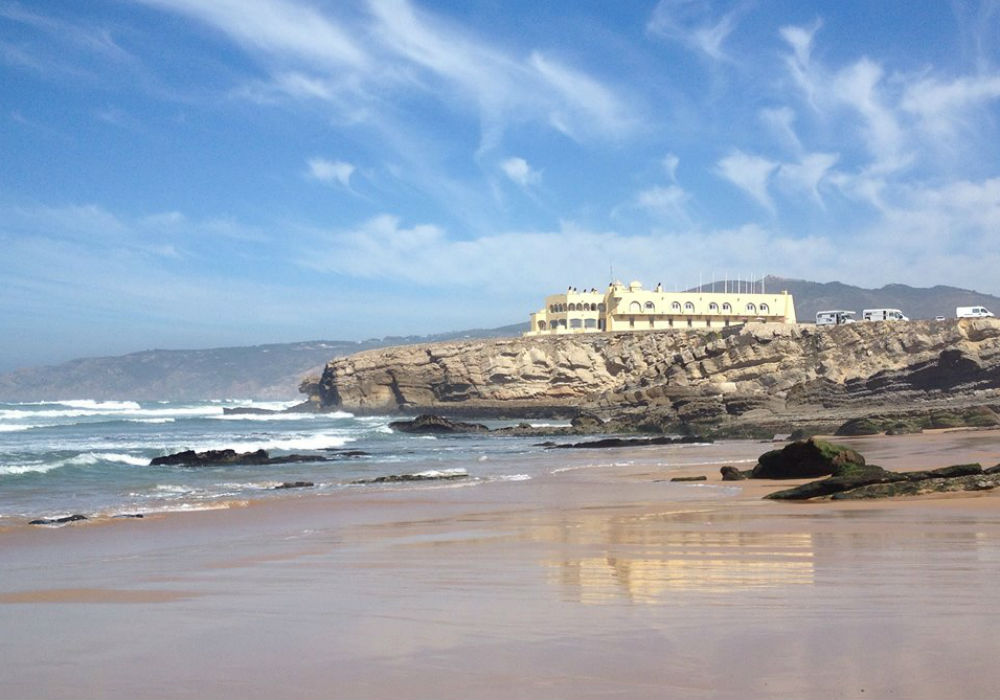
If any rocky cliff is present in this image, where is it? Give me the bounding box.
[302,319,1000,433]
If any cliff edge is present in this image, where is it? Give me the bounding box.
[301,319,1000,433]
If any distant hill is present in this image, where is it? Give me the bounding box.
[0,324,527,402]
[688,277,1000,323]
[759,277,1000,322]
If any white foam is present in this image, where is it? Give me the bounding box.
[126,417,175,424]
[0,461,61,475]
[412,468,468,479]
[495,474,531,481]
[57,399,142,411]
[0,424,36,432]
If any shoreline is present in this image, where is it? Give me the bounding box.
[4,430,1000,699]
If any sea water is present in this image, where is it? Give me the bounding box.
[0,399,732,526]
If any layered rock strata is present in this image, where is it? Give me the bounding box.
[303,319,1000,433]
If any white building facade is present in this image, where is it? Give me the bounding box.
[526,281,797,336]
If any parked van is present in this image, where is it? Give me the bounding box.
[862,308,908,322]
[956,306,995,318]
[815,310,856,325]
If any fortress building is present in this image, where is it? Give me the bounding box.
[525,280,796,336]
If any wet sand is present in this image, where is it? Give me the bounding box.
[3,430,1000,699]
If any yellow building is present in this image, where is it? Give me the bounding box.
[526,281,796,336]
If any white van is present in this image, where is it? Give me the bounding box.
[862,308,908,322]
[956,306,995,318]
[815,310,856,325]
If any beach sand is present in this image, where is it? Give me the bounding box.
[4,430,1000,699]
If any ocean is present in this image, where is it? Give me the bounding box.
[0,399,740,526]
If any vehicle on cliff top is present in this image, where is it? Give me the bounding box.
[957,306,994,318]
[815,310,856,325]
[862,308,908,322]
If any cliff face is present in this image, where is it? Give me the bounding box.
[306,319,1000,429]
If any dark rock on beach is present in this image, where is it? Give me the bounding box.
[29,514,88,525]
[222,406,278,415]
[554,435,710,449]
[150,448,331,467]
[388,414,489,434]
[670,475,707,482]
[352,471,469,484]
[274,481,314,489]
[751,438,865,479]
[765,465,906,500]
[720,466,748,481]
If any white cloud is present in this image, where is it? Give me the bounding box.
[776,152,839,206]
[662,153,680,181]
[136,0,368,69]
[635,185,691,221]
[307,157,355,188]
[647,0,749,61]
[902,74,1000,142]
[500,157,540,187]
[759,107,802,154]
[716,151,778,211]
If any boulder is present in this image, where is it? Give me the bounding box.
[29,514,87,525]
[720,466,747,481]
[274,481,314,489]
[765,465,904,500]
[751,438,865,479]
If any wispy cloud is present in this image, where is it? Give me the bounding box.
[500,157,540,187]
[716,150,778,211]
[307,157,355,188]
[647,0,750,61]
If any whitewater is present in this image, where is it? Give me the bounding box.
[0,399,582,525]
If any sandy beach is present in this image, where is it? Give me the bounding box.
[4,430,1000,699]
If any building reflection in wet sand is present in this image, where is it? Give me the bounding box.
[545,519,816,604]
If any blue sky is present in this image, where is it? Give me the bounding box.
[3,0,1000,371]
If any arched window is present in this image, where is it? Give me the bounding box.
[760,303,769,313]
[629,301,642,313]
[709,302,719,312]
[537,321,547,330]
[671,301,681,311]
[684,301,695,312]
[746,302,757,313]
[644,301,656,313]
[722,303,732,312]
[597,303,606,312]
[549,305,555,313]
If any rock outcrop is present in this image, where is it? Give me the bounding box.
[303,319,1000,433]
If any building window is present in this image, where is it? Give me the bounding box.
[684,301,695,312]
[746,303,756,313]
[584,318,597,329]
[760,303,769,313]
[570,318,582,329]
[598,319,605,330]
[709,302,719,312]
[722,303,732,312]
[672,301,681,311]
[629,301,642,313]
[537,321,547,330]
[598,303,606,312]
[644,301,656,312]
